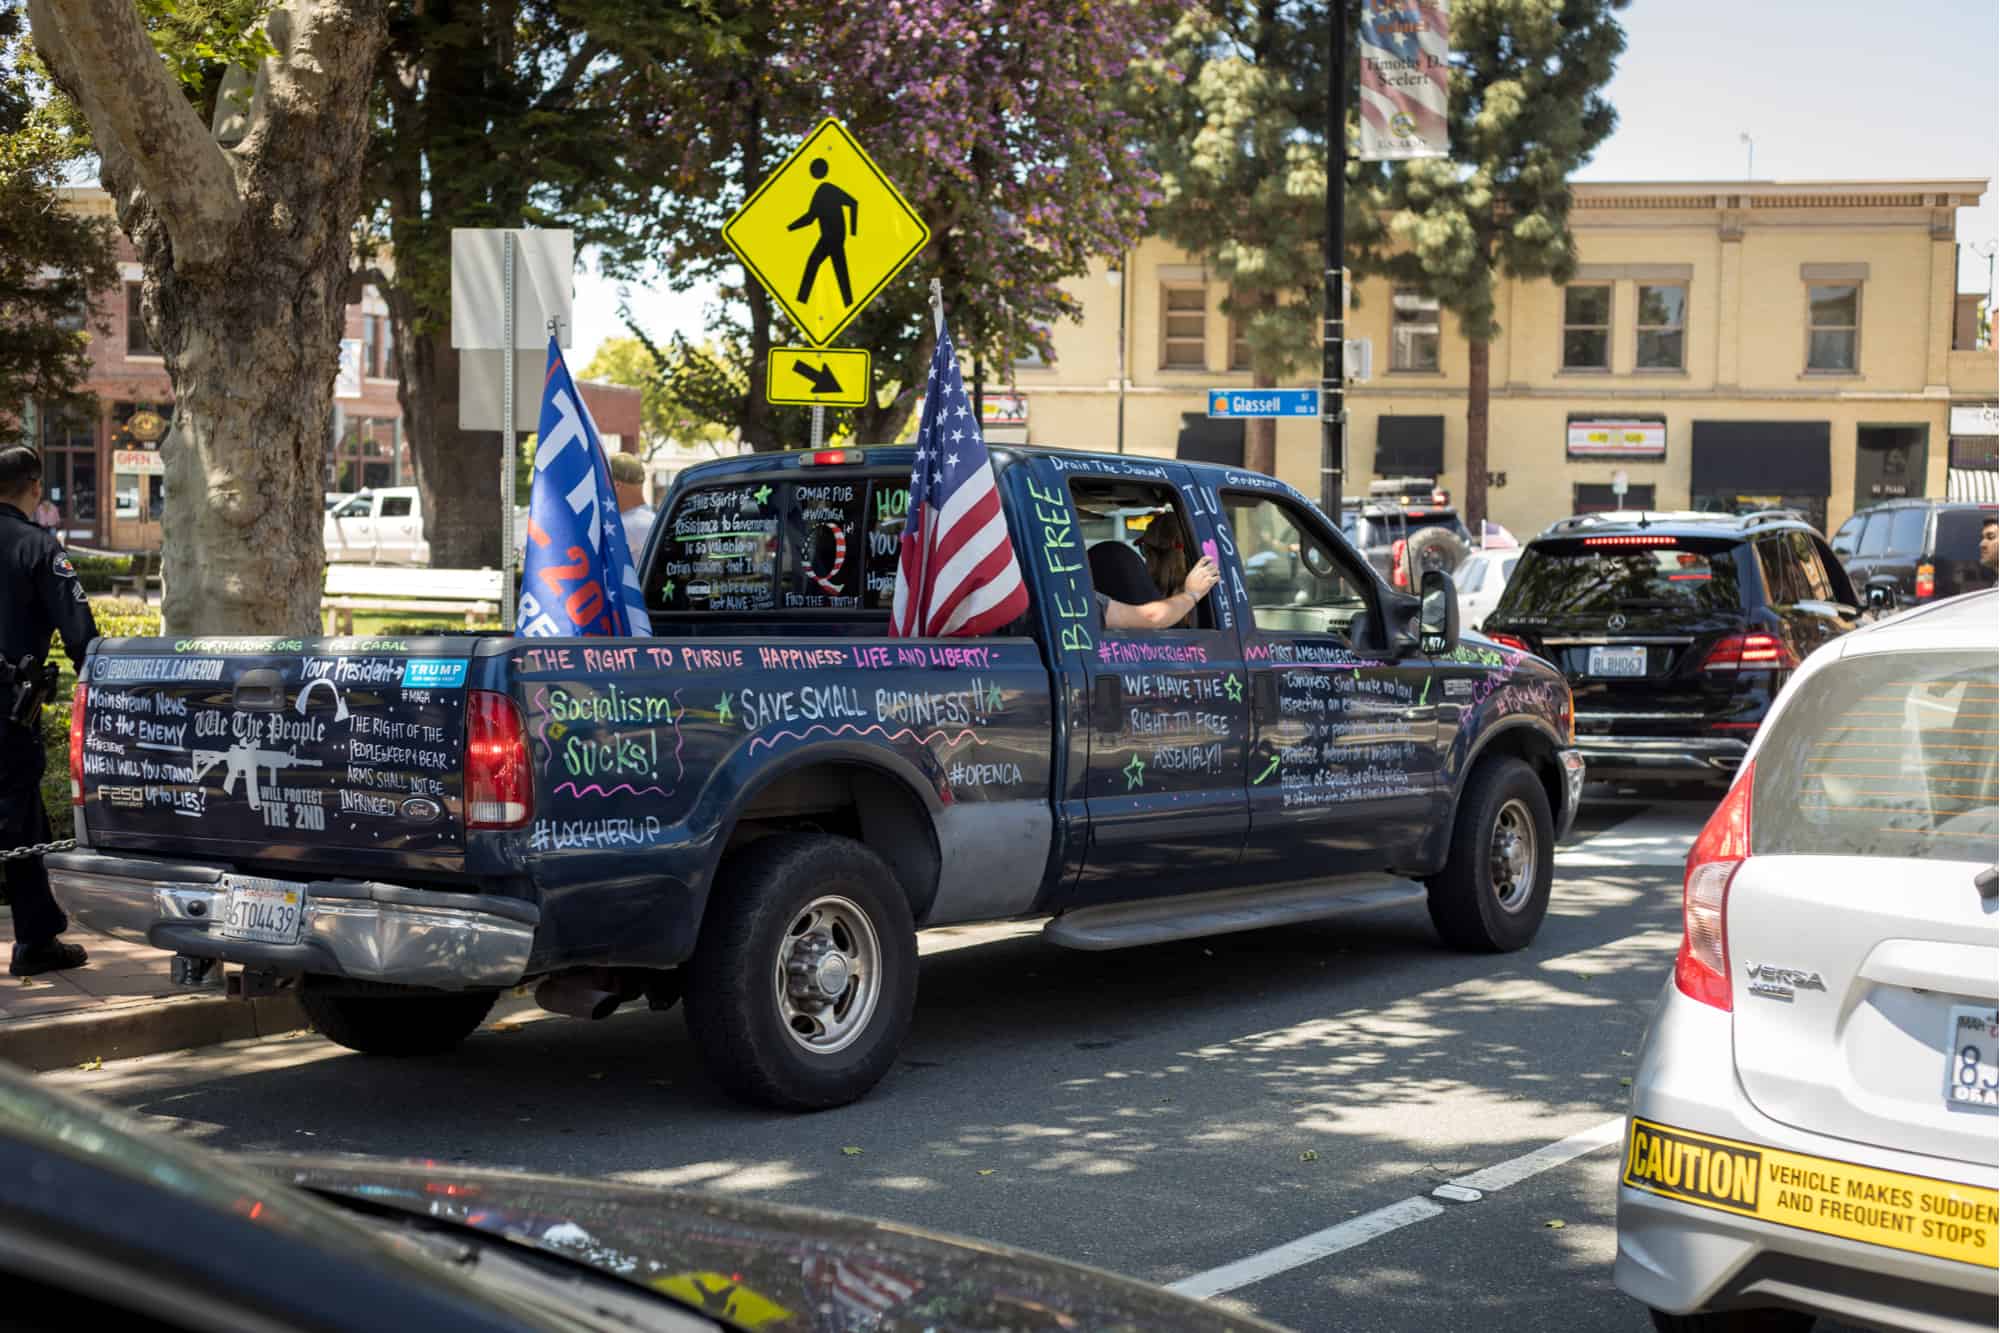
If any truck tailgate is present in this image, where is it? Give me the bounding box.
[80,638,471,863]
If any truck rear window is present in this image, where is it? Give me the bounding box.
[1494,539,1742,617]
[1753,651,1997,861]
[655,478,908,615]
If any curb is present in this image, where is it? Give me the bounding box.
[0,993,306,1072]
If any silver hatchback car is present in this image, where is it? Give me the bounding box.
[1616,591,1999,1333]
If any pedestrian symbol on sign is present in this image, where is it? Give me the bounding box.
[789,159,858,307]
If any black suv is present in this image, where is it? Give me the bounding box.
[1338,477,1473,588]
[1482,510,1858,788]
[1830,497,1998,610]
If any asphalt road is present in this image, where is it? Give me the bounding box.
[45,791,1870,1332]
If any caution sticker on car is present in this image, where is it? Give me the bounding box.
[1623,1119,1998,1268]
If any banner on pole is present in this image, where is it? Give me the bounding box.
[1358,1,1451,162]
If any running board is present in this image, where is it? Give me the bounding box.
[1041,876,1429,952]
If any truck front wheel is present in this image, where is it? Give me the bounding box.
[685,834,918,1111]
[300,980,498,1056]
[1425,756,1555,952]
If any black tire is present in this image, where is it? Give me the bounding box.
[684,833,917,1111]
[1426,756,1555,952]
[300,980,498,1056]
[1649,1307,1816,1333]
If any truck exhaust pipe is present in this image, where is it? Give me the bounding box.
[535,974,622,1021]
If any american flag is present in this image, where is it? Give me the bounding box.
[888,326,1028,637]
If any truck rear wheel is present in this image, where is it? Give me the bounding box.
[1425,756,1554,952]
[300,980,498,1056]
[685,834,917,1111]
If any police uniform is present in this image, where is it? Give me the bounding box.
[0,501,98,959]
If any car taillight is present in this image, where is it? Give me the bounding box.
[1700,631,1799,672]
[1390,537,1409,588]
[68,684,87,805]
[1675,760,1753,1011]
[465,690,532,829]
[1915,563,1935,599]
[1487,632,1530,654]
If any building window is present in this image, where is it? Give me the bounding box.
[1160,283,1207,370]
[331,416,398,492]
[361,314,397,378]
[125,282,156,357]
[1635,284,1686,370]
[36,399,98,537]
[362,316,380,378]
[1391,288,1441,372]
[1807,284,1859,372]
[1561,285,1611,370]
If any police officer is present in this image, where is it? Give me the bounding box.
[0,445,96,975]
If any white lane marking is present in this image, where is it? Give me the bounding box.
[1169,1116,1628,1298]
[1445,1117,1625,1192]
[1165,1197,1445,1299]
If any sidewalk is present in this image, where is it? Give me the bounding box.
[0,915,303,1071]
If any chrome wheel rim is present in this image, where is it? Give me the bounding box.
[1489,799,1537,913]
[772,895,881,1056]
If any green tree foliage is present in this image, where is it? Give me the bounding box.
[0,1,116,440]
[1347,0,1627,524]
[1137,0,1331,475]
[580,334,735,455]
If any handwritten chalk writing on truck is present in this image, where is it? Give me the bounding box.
[664,485,780,611]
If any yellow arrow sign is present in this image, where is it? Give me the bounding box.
[723,118,929,348]
[765,346,871,409]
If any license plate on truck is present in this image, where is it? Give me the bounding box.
[1588,645,1647,677]
[1945,1005,1999,1111]
[216,876,306,945]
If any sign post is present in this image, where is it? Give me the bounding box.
[1612,468,1630,501]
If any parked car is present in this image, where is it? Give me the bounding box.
[0,1062,1285,1332]
[1338,476,1473,588]
[1481,509,1858,789]
[52,445,1581,1112]
[1615,589,1998,1333]
[324,486,533,566]
[1453,549,1520,630]
[1829,497,1998,611]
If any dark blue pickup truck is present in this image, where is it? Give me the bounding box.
[49,447,1581,1109]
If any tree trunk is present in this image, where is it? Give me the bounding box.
[1245,368,1279,476]
[31,0,386,636]
[396,326,503,569]
[1465,335,1490,529]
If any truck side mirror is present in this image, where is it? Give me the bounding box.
[1419,569,1459,655]
[1865,576,1898,612]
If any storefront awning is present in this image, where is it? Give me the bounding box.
[1376,415,1444,476]
[1691,421,1831,494]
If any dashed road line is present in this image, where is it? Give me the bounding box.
[1168,1116,1627,1299]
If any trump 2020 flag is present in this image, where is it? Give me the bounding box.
[1359,0,1451,162]
[888,326,1028,638]
[518,336,652,637]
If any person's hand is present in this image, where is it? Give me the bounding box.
[1182,555,1220,602]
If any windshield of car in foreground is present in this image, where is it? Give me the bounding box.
[1753,650,1998,860]
[1492,538,1742,618]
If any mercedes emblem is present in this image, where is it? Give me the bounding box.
[1607,613,1628,631]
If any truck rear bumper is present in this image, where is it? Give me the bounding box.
[45,851,538,992]
[1573,735,1747,785]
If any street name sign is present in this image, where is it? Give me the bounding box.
[1207,388,1320,419]
[766,347,872,408]
[723,119,929,347]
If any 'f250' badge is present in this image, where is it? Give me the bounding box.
[1745,962,1826,1001]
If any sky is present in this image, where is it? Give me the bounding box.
[568,0,2000,367]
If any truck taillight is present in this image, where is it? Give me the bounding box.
[1675,761,1753,1012]
[465,690,531,829]
[1700,631,1798,672]
[1915,563,1935,599]
[1487,632,1530,654]
[1390,537,1409,588]
[68,684,87,805]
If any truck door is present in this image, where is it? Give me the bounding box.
[1044,462,1251,904]
[1211,483,1439,880]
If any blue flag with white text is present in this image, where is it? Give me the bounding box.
[518,337,652,637]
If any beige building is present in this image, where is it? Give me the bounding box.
[1002,179,1997,536]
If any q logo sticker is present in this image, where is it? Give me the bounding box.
[803,521,848,595]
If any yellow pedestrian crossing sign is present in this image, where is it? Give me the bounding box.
[723,118,929,348]
[766,347,871,408]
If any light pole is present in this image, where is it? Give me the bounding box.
[1321,1,1347,515]
[1738,132,1754,180]
[1110,253,1129,453]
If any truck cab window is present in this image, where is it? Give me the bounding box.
[1222,492,1373,641]
[1068,477,1215,632]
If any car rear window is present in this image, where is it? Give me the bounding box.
[1753,651,1998,861]
[1493,538,1742,617]
[654,476,910,616]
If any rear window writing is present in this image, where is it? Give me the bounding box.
[654,478,910,615]
[1754,651,1998,860]
[1495,541,1742,617]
